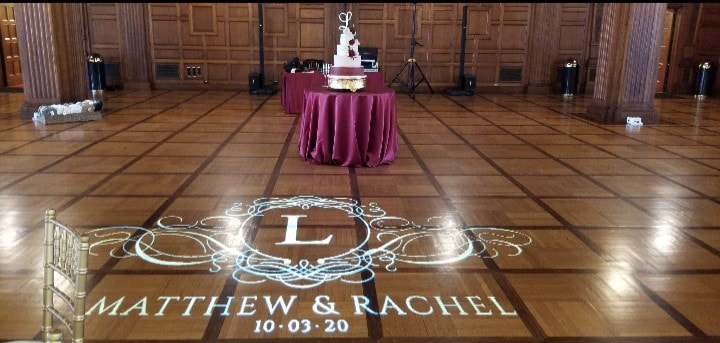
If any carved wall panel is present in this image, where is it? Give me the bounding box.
[526,4,560,93]
[270,4,329,67]
[559,4,592,93]
[357,22,385,51]
[83,2,596,92]
[356,3,534,91]
[13,2,718,100]
[190,4,217,35]
[87,4,121,60]
[585,4,603,95]
[149,3,235,88]
[697,3,720,55]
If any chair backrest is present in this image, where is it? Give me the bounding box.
[43,208,89,343]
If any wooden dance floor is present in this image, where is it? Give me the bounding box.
[1,89,720,342]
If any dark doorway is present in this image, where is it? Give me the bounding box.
[0,3,22,89]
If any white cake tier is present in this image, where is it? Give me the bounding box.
[336,45,349,56]
[334,55,362,68]
[336,32,359,57]
[339,33,354,46]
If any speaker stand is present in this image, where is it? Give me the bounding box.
[389,58,433,99]
[249,3,276,95]
[387,3,433,99]
[444,5,473,96]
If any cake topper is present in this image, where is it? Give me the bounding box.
[338,11,352,32]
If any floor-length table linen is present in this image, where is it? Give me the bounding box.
[298,86,397,167]
[281,71,384,114]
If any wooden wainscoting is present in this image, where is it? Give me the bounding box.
[85,3,594,93]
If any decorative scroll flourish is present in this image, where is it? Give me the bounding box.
[87,195,532,289]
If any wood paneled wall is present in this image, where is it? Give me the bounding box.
[82,2,720,95]
[87,4,120,62]
[673,3,720,94]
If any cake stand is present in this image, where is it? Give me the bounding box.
[327,75,367,92]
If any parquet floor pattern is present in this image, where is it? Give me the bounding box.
[1,89,719,342]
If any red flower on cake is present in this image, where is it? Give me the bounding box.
[349,39,355,45]
[349,50,356,57]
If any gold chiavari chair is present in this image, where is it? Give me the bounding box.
[42,209,89,343]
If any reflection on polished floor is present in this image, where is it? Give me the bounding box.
[1,89,719,342]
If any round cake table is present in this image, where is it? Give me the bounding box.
[298,86,398,167]
[281,71,384,114]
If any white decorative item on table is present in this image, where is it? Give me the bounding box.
[32,100,102,125]
[327,11,367,92]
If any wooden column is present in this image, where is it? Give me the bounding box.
[118,3,151,90]
[15,3,88,119]
[586,3,666,124]
[526,3,561,94]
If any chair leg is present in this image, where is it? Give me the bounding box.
[42,208,89,342]
[74,234,90,343]
[45,328,63,343]
[42,208,56,335]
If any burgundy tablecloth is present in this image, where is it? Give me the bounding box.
[299,87,397,167]
[281,71,384,114]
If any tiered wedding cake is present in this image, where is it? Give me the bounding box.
[328,12,367,92]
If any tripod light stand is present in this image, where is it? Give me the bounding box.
[388,3,433,98]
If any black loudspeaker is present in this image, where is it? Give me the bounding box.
[463,75,476,92]
[443,6,472,96]
[358,47,378,61]
[248,73,261,91]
